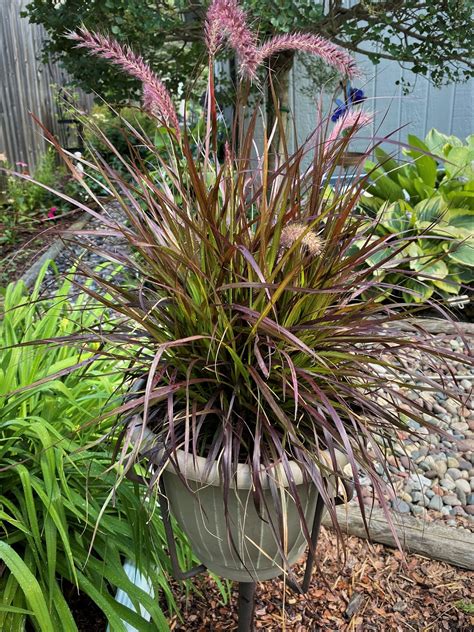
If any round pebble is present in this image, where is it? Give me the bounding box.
[392,498,411,514]
[443,495,462,507]
[455,479,471,494]
[428,496,443,512]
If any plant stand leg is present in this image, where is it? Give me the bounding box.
[301,492,325,593]
[237,582,256,632]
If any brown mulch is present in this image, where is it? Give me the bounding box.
[168,527,474,632]
[0,210,82,285]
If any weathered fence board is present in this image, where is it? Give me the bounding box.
[0,0,92,171]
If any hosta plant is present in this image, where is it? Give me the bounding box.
[18,0,473,585]
[359,129,473,303]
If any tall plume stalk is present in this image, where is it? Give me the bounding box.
[67,28,181,138]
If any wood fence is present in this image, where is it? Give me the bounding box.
[0,0,92,173]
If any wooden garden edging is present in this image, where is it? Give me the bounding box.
[322,505,474,570]
[387,318,474,336]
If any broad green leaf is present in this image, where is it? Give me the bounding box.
[432,279,461,294]
[410,258,449,280]
[444,146,474,179]
[424,129,462,158]
[364,160,405,202]
[402,278,434,303]
[365,245,397,268]
[374,147,401,181]
[416,221,468,239]
[359,193,384,216]
[424,129,450,157]
[444,189,474,211]
[397,165,420,199]
[444,209,474,232]
[413,177,436,201]
[406,134,438,187]
[450,265,474,284]
[378,200,412,233]
[447,240,474,266]
[414,196,447,223]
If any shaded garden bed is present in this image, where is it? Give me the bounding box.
[0,209,82,286]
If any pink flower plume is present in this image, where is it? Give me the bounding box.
[205,2,357,80]
[205,0,259,77]
[327,110,372,145]
[255,33,358,79]
[68,28,180,136]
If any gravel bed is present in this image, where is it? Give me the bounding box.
[37,205,474,530]
[41,201,132,295]
[350,337,474,531]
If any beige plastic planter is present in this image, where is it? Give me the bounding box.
[132,419,347,582]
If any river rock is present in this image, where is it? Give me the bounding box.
[455,479,471,495]
[443,494,462,507]
[428,496,443,511]
[440,478,456,491]
[408,473,432,490]
[392,498,410,514]
[446,468,462,481]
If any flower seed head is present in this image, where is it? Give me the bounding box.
[281,223,323,256]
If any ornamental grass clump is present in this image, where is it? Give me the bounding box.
[28,0,471,575]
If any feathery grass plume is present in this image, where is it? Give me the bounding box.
[280,223,323,256]
[68,28,180,137]
[327,110,372,145]
[205,0,259,77]
[254,33,358,79]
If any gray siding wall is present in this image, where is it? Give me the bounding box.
[291,2,473,150]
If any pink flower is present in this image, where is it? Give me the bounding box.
[205,0,259,77]
[16,161,28,168]
[68,29,180,137]
[47,206,57,219]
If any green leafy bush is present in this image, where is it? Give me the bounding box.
[84,104,158,161]
[358,129,474,303]
[0,265,193,631]
[6,149,59,214]
[1,150,70,247]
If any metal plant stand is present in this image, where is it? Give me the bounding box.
[148,474,352,631]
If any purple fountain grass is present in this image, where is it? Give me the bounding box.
[205,0,259,77]
[67,28,180,137]
[27,0,470,579]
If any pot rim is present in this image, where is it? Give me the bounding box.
[130,415,348,490]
